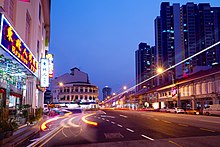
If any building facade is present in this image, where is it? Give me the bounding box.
[0,0,51,119]
[155,2,220,85]
[135,43,155,91]
[102,86,111,101]
[51,68,99,107]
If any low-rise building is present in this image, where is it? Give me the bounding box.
[50,67,99,108]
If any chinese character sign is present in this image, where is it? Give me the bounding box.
[0,15,38,76]
[40,58,49,87]
[46,54,54,78]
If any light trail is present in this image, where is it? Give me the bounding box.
[105,41,220,103]
[81,113,98,126]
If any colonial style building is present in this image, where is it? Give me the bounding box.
[51,68,99,105]
[0,0,51,118]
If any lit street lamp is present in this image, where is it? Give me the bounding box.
[123,86,127,90]
[157,67,163,74]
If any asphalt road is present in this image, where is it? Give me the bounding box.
[29,110,220,147]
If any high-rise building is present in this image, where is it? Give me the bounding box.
[155,2,220,85]
[135,43,155,91]
[102,86,112,101]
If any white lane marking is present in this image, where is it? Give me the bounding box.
[102,111,107,115]
[141,134,154,141]
[102,118,105,120]
[117,124,123,127]
[101,115,115,118]
[126,128,134,132]
[98,117,100,119]
[154,118,159,121]
[106,119,109,122]
[111,121,115,124]
[119,114,128,118]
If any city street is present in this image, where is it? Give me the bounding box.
[27,110,220,147]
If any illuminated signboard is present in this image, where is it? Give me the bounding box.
[0,14,38,77]
[46,54,54,78]
[40,58,49,87]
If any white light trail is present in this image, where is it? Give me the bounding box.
[105,41,220,103]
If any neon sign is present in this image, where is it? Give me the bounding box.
[46,54,54,78]
[40,58,49,87]
[0,15,38,76]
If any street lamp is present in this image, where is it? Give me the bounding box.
[59,82,63,86]
[113,93,116,96]
[157,67,163,74]
[123,86,127,90]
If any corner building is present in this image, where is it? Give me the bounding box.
[0,0,51,118]
[51,68,99,108]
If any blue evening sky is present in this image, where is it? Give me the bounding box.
[50,0,220,97]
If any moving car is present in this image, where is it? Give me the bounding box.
[203,104,220,116]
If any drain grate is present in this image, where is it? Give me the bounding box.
[104,133,124,139]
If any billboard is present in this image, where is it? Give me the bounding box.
[46,54,54,78]
[0,14,38,77]
[40,58,49,87]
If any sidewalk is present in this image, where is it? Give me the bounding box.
[1,116,48,147]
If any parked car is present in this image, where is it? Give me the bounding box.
[185,108,200,115]
[203,104,220,116]
[169,107,185,114]
[159,107,169,112]
[43,104,49,114]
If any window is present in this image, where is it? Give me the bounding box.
[80,96,83,99]
[85,89,88,92]
[80,88,83,92]
[67,95,69,100]
[37,40,40,61]
[67,89,70,92]
[39,3,41,22]
[85,96,88,100]
[4,0,16,23]
[75,95,78,100]
[75,88,78,92]
[25,11,31,47]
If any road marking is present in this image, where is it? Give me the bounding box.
[98,117,100,119]
[168,140,183,147]
[119,114,128,118]
[101,115,115,118]
[154,118,159,121]
[200,128,215,132]
[178,124,188,127]
[106,119,109,122]
[117,124,123,127]
[102,118,105,120]
[162,120,171,124]
[141,134,154,141]
[111,121,115,124]
[37,127,63,147]
[126,128,134,132]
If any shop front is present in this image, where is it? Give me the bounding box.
[0,14,38,121]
